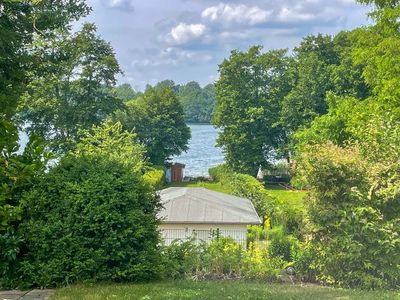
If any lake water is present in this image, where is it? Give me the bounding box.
[173,124,224,177]
[18,124,224,177]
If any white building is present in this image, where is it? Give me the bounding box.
[158,187,261,245]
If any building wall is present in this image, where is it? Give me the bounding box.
[159,223,248,245]
[171,165,184,182]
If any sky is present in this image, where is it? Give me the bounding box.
[81,0,372,91]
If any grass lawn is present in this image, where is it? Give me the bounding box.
[51,281,399,300]
[166,181,233,195]
[265,184,307,211]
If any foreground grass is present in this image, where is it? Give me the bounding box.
[52,281,399,300]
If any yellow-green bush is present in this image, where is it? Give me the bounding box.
[161,237,285,280]
[143,166,165,190]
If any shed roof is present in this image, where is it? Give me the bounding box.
[158,187,261,225]
[166,162,186,168]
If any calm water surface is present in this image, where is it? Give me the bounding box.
[173,124,224,177]
[19,124,224,177]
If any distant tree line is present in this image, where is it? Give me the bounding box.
[113,80,216,124]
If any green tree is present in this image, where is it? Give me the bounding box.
[352,13,400,112]
[151,80,180,93]
[73,120,146,172]
[280,35,338,134]
[331,30,370,100]
[19,23,122,153]
[0,0,90,120]
[113,83,136,102]
[292,4,398,153]
[213,47,292,173]
[178,82,216,123]
[293,93,376,151]
[19,121,161,286]
[114,87,191,165]
[0,121,50,287]
[292,1,400,288]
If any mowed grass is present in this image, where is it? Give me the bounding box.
[166,181,234,195]
[265,184,307,211]
[51,281,399,300]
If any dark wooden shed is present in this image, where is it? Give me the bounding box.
[166,162,185,182]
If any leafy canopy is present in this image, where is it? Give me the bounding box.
[19,23,122,153]
[213,46,292,173]
[0,0,90,119]
[114,87,191,165]
[73,120,146,173]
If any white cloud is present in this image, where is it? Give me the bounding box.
[131,47,212,67]
[167,23,206,45]
[275,2,345,23]
[277,7,316,22]
[201,3,271,25]
[105,0,135,11]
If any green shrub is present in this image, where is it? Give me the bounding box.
[161,237,285,281]
[243,244,285,280]
[17,122,162,287]
[268,226,300,262]
[295,143,400,289]
[209,164,276,219]
[0,229,23,288]
[143,166,165,190]
[19,155,162,287]
[247,225,267,243]
[274,205,305,238]
[161,238,202,279]
[0,123,49,288]
[292,241,318,282]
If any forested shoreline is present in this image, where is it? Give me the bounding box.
[113,80,216,124]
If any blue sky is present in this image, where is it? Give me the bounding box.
[81,0,372,91]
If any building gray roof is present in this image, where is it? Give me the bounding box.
[158,187,261,224]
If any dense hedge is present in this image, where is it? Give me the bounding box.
[209,164,276,219]
[18,155,162,287]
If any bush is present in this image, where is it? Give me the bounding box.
[268,226,300,262]
[292,242,318,282]
[209,164,276,219]
[161,237,285,281]
[0,229,23,288]
[295,143,400,289]
[16,121,162,287]
[0,123,48,288]
[19,155,161,287]
[247,225,267,243]
[143,166,165,190]
[274,205,305,238]
[160,238,202,279]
